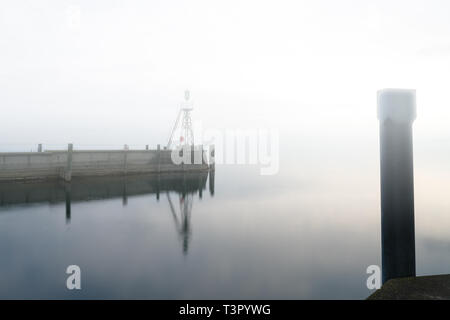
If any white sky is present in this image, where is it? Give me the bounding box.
[1,0,450,148]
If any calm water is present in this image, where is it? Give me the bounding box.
[1,141,450,299]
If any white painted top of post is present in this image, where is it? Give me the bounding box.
[377,89,416,123]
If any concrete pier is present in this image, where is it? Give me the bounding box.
[0,145,210,182]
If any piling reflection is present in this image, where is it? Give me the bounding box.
[0,171,214,254]
[167,192,193,254]
[209,169,215,196]
[65,184,71,224]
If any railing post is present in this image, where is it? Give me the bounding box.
[157,144,161,173]
[377,89,416,284]
[65,143,73,182]
[123,145,128,174]
[198,144,204,165]
[38,144,42,153]
[209,145,215,170]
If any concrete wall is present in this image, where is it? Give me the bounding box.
[0,147,209,181]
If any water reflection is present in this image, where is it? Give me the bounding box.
[167,192,192,254]
[0,171,213,254]
[65,184,71,224]
[209,169,215,196]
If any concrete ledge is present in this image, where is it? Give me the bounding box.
[0,148,209,181]
[367,274,450,300]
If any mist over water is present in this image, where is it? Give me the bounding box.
[2,0,450,299]
[1,136,450,299]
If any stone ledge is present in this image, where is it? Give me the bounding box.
[367,274,450,300]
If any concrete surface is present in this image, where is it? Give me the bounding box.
[367,274,450,300]
[0,147,209,181]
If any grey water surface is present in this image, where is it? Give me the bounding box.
[0,145,449,299]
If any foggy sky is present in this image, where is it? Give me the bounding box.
[1,0,450,148]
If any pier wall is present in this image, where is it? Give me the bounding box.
[0,148,208,181]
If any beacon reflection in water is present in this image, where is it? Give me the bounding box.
[0,170,215,254]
